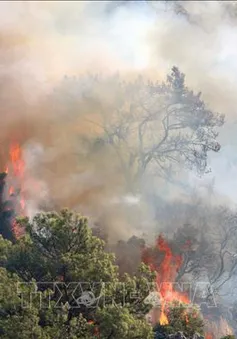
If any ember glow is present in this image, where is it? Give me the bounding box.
[87,320,99,337]
[142,234,190,325]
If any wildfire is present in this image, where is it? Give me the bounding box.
[160,307,169,325]
[10,143,24,177]
[1,142,26,238]
[143,235,190,325]
[143,235,233,339]
[9,142,25,213]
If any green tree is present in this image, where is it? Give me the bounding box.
[0,267,44,339]
[96,305,154,339]
[0,209,155,338]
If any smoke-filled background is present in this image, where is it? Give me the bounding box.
[1,0,237,242]
[2,1,237,336]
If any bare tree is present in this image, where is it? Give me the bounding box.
[81,67,224,192]
[169,206,237,300]
[207,207,237,294]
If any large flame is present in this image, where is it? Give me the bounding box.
[9,143,25,213]
[143,234,190,325]
[2,142,26,238]
[143,235,234,338]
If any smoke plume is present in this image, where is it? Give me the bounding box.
[0,1,237,241]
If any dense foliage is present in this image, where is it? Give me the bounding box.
[0,209,155,338]
[0,209,235,338]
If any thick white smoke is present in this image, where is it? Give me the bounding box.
[1,1,237,237]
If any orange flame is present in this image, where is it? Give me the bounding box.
[9,186,14,195]
[143,236,228,339]
[160,306,169,325]
[143,235,190,325]
[3,142,26,238]
[10,143,24,179]
[87,320,99,337]
[9,142,25,214]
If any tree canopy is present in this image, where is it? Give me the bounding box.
[0,209,155,338]
[0,208,235,338]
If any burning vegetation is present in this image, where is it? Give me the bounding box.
[0,142,25,241]
[0,73,235,337]
[143,235,190,326]
[1,2,237,339]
